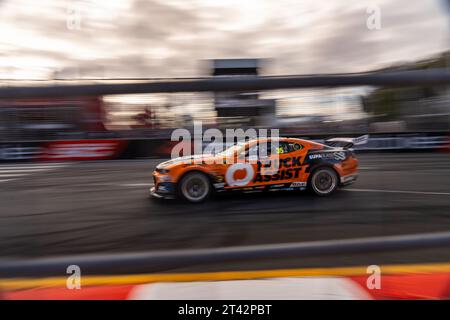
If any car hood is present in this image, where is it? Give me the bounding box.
[157,154,216,168]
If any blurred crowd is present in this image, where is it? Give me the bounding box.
[0,86,449,142]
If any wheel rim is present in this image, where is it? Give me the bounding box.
[313,169,336,194]
[182,174,209,201]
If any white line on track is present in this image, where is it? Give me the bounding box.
[344,188,450,196]
[0,163,67,168]
[0,168,62,173]
[0,163,70,183]
[119,183,154,187]
[0,173,28,177]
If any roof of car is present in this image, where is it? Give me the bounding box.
[251,137,326,148]
[246,137,305,143]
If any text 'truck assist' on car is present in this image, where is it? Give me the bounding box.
[151,136,365,203]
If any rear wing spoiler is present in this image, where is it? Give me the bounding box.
[325,135,369,149]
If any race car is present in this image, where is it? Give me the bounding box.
[150,136,363,203]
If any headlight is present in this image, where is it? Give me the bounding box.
[157,168,170,174]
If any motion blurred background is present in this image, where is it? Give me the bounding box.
[1,0,450,300]
[0,0,449,141]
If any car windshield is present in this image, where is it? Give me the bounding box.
[216,141,247,157]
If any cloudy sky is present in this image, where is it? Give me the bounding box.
[0,0,449,79]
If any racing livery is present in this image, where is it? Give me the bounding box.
[151,137,362,203]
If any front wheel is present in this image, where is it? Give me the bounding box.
[309,167,338,196]
[178,172,211,203]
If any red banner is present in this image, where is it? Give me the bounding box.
[40,140,127,161]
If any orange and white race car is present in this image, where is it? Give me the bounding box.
[151,137,363,203]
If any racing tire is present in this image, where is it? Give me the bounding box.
[178,172,211,203]
[309,167,338,197]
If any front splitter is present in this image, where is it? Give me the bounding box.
[149,187,176,200]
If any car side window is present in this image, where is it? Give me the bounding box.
[290,142,303,152]
[272,141,300,155]
[244,141,303,158]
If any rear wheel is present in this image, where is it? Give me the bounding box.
[178,172,211,203]
[310,167,338,196]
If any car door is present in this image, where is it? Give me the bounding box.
[283,141,309,187]
[250,140,290,187]
[257,140,310,187]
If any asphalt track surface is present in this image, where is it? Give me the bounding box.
[1,153,450,272]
